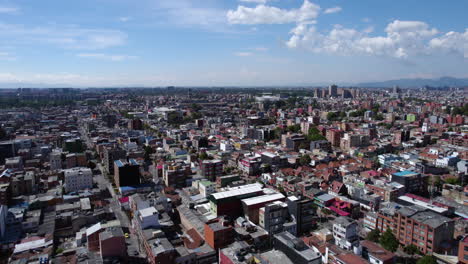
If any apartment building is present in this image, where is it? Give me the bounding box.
[63,167,93,193]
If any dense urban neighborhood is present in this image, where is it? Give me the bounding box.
[0,86,466,264]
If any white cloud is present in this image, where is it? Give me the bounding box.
[0,6,19,14]
[235,52,253,57]
[287,20,449,59]
[0,52,16,61]
[151,0,228,31]
[324,6,342,14]
[119,17,132,22]
[0,23,127,50]
[77,53,138,61]
[227,0,320,25]
[239,0,269,3]
[429,29,468,58]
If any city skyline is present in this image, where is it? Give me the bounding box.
[0,0,467,87]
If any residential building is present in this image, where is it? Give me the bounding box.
[259,201,289,236]
[200,159,223,181]
[287,196,317,236]
[63,167,93,193]
[273,231,322,264]
[162,161,191,188]
[332,216,359,251]
[391,171,428,194]
[204,219,234,250]
[114,159,141,188]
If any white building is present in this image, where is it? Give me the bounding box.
[63,167,93,193]
[138,206,159,229]
[220,141,234,152]
[199,181,215,197]
[333,216,359,250]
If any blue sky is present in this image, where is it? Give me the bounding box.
[0,0,467,87]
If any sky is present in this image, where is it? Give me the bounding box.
[0,0,467,87]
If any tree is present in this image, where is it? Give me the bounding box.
[327,112,338,121]
[191,103,202,112]
[167,112,183,125]
[379,228,399,252]
[375,113,384,121]
[87,161,96,170]
[286,124,301,133]
[299,154,311,166]
[444,177,460,185]
[416,256,437,264]
[198,152,209,160]
[366,229,381,242]
[404,244,420,255]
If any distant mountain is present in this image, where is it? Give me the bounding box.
[358,76,468,88]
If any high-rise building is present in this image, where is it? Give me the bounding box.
[287,196,316,236]
[162,161,191,188]
[103,147,126,175]
[200,159,223,181]
[114,159,141,188]
[329,85,338,98]
[259,201,289,236]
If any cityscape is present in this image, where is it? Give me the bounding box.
[0,0,467,264]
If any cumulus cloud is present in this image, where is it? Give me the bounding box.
[286,20,458,59]
[77,53,138,61]
[227,0,320,24]
[324,7,342,14]
[429,29,468,58]
[239,0,269,3]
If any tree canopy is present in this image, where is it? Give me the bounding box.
[366,229,381,243]
[379,228,399,252]
[416,255,437,264]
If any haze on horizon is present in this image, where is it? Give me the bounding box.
[0,0,467,87]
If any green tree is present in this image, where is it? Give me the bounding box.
[375,114,384,121]
[198,152,209,160]
[366,229,381,243]
[379,228,399,252]
[167,112,183,125]
[299,154,311,166]
[286,124,301,133]
[404,244,420,255]
[327,112,338,121]
[444,177,460,185]
[416,256,437,264]
[191,103,203,112]
[308,126,326,141]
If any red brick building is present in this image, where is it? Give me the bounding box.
[459,236,468,264]
[204,219,234,250]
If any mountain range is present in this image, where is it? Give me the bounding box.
[1,77,468,89]
[357,76,468,88]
